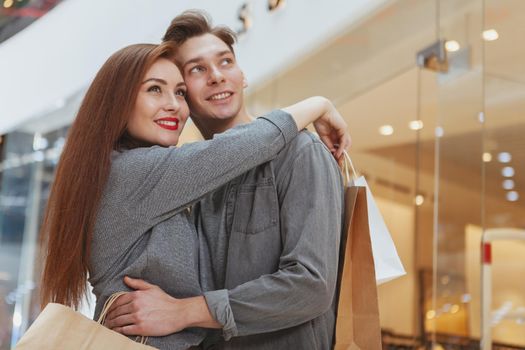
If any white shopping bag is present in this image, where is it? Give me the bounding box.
[343,152,406,285]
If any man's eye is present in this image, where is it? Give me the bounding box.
[221,58,233,65]
[147,85,161,93]
[189,66,204,73]
[175,89,187,97]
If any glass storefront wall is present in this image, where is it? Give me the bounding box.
[0,89,81,349]
[249,0,524,347]
[0,0,524,348]
[0,128,67,349]
[481,0,525,346]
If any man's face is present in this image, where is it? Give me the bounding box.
[175,33,246,122]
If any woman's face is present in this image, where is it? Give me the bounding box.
[127,58,190,147]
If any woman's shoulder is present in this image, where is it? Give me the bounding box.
[111,146,175,169]
[112,146,168,159]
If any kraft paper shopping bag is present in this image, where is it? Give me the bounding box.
[333,185,382,350]
[15,293,154,350]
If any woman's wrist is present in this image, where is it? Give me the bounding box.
[282,96,330,130]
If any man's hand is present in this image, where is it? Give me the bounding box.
[105,276,221,336]
[104,277,186,336]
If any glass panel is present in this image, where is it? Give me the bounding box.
[0,131,35,350]
[247,0,439,343]
[482,0,525,347]
[431,0,484,347]
[0,126,67,348]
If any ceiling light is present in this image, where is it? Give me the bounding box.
[3,0,13,8]
[54,137,66,150]
[461,293,472,303]
[12,311,22,328]
[0,271,10,281]
[33,134,48,151]
[32,151,45,162]
[450,304,460,314]
[478,112,485,123]
[445,40,460,52]
[503,179,515,190]
[435,126,444,138]
[409,120,424,130]
[483,152,492,162]
[426,310,436,320]
[268,0,286,11]
[483,29,499,41]
[379,125,394,136]
[502,166,515,177]
[497,152,512,163]
[506,191,519,202]
[440,275,450,285]
[415,194,424,206]
[237,3,252,34]
[442,303,452,312]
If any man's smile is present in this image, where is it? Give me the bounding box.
[207,91,233,101]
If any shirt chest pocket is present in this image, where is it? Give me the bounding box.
[231,179,279,235]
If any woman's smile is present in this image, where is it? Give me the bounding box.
[155,117,180,130]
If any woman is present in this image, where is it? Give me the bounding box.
[40,42,349,349]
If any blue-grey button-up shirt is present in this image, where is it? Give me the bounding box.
[196,130,344,350]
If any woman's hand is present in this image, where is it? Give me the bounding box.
[312,98,351,160]
[282,96,351,160]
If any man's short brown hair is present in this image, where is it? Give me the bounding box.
[163,10,237,54]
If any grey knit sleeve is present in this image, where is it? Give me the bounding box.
[113,110,298,225]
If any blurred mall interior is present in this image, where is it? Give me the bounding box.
[0,0,524,349]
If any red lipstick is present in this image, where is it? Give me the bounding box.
[155,117,179,131]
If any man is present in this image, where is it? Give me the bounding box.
[107,10,345,349]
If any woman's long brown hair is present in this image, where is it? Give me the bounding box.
[40,42,177,309]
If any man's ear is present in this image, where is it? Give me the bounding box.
[242,73,248,88]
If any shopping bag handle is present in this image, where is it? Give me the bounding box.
[341,150,359,184]
[98,292,148,345]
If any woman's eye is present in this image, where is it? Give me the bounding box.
[175,89,187,97]
[147,85,161,93]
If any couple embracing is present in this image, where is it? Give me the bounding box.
[41,10,349,350]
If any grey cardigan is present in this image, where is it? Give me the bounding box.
[88,111,298,350]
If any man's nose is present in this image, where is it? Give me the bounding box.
[208,65,225,85]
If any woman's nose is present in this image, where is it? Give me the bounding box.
[163,93,181,112]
